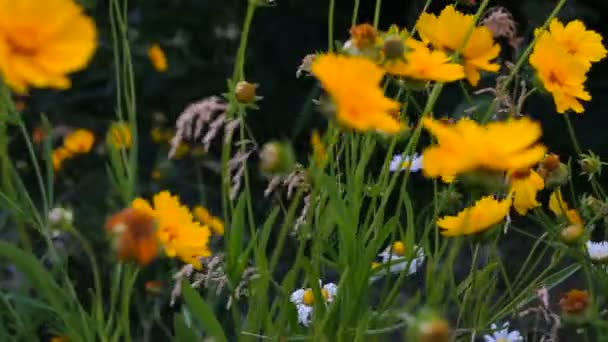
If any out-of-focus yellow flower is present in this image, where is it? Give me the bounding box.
[193,205,224,236]
[150,127,174,144]
[416,5,500,86]
[132,191,211,269]
[311,54,403,134]
[509,169,544,215]
[547,19,606,70]
[170,143,190,160]
[105,208,159,266]
[63,129,95,154]
[437,196,512,236]
[383,39,465,83]
[0,0,97,93]
[422,117,546,180]
[529,32,590,114]
[147,43,167,72]
[51,147,72,171]
[310,130,327,165]
[107,122,132,149]
[549,189,583,226]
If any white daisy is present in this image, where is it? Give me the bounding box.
[483,322,523,342]
[289,281,337,326]
[389,153,423,172]
[586,240,608,262]
[370,241,425,283]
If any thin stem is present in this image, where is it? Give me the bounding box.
[373,0,381,29]
[563,114,582,155]
[351,0,360,26]
[328,0,335,51]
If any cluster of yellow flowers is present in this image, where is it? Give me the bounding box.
[52,129,95,171]
[530,19,607,114]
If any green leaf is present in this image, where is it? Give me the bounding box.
[181,280,228,342]
[174,313,200,342]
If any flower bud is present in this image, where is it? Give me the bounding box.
[382,38,406,60]
[560,224,584,245]
[579,151,604,180]
[48,207,74,230]
[235,81,260,104]
[419,318,449,342]
[259,141,295,175]
[559,289,591,324]
[544,163,569,189]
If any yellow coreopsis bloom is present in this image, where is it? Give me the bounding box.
[422,117,546,180]
[193,205,225,236]
[63,129,95,154]
[437,196,512,236]
[311,54,403,134]
[107,122,132,149]
[416,5,500,86]
[529,32,590,114]
[549,189,583,226]
[547,19,607,69]
[148,43,168,72]
[383,38,465,83]
[509,169,544,215]
[0,0,97,93]
[132,191,211,269]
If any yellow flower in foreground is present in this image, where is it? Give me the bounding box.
[383,39,465,82]
[52,147,72,171]
[548,19,607,69]
[148,43,168,72]
[549,189,583,226]
[422,117,546,180]
[416,5,500,86]
[529,32,590,114]
[509,169,544,215]
[0,0,97,93]
[311,54,403,134]
[107,122,132,149]
[132,191,211,269]
[438,196,512,236]
[63,129,95,154]
[193,205,224,236]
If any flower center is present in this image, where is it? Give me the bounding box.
[391,241,406,256]
[6,29,39,56]
[547,70,565,87]
[302,288,330,306]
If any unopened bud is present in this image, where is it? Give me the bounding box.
[48,207,74,230]
[235,81,260,104]
[419,318,450,342]
[259,141,295,174]
[383,38,406,60]
[544,163,569,189]
[579,151,604,180]
[560,224,584,245]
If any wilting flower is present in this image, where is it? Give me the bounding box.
[422,117,546,180]
[290,281,337,326]
[193,205,225,236]
[529,31,590,114]
[132,191,211,269]
[105,208,159,266]
[0,0,97,93]
[311,54,403,134]
[51,147,72,171]
[63,129,95,154]
[343,23,378,58]
[389,153,423,172]
[483,322,523,342]
[547,19,606,70]
[586,241,608,263]
[383,37,465,83]
[559,289,590,314]
[437,196,512,236]
[509,169,544,215]
[107,122,132,149]
[416,5,500,86]
[371,241,425,282]
[549,189,583,226]
[147,43,168,72]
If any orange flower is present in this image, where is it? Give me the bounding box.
[559,289,589,314]
[105,208,159,266]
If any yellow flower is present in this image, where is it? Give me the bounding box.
[422,117,546,180]
[383,38,465,82]
[170,143,190,160]
[548,19,607,69]
[51,147,71,171]
[529,32,590,114]
[148,43,167,72]
[437,196,512,236]
[509,169,544,215]
[132,191,211,269]
[0,0,97,93]
[107,122,132,149]
[549,189,583,226]
[63,128,95,154]
[416,5,501,86]
[194,205,225,236]
[311,54,403,134]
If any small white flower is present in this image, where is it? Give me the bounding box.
[389,154,423,172]
[48,207,73,228]
[483,322,523,342]
[370,242,425,283]
[289,281,337,326]
[586,240,608,262]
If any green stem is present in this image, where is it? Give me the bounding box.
[328,0,335,51]
[351,0,360,26]
[373,0,381,29]
[563,114,582,156]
